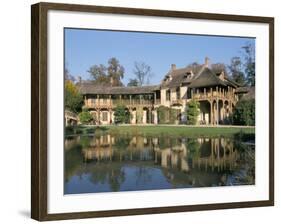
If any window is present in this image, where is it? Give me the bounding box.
[102,111,108,122]
[176,87,181,100]
[166,90,170,101]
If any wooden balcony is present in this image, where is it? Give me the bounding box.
[193,91,236,102]
[85,99,154,108]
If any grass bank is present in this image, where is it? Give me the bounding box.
[65,125,255,138]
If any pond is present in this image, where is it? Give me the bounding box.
[64,133,255,194]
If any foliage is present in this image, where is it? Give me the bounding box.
[228,56,246,86]
[211,63,228,76]
[157,106,179,124]
[65,80,83,113]
[87,57,124,86]
[87,64,108,84]
[107,57,125,86]
[186,62,202,74]
[78,109,93,124]
[64,67,75,82]
[114,104,130,124]
[185,100,200,125]
[186,139,200,159]
[232,99,255,126]
[133,61,153,86]
[127,78,139,87]
[242,42,255,86]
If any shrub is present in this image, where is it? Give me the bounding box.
[78,110,93,124]
[157,106,180,124]
[186,100,200,125]
[233,99,255,126]
[114,104,130,124]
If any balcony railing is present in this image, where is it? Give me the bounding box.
[85,99,155,108]
[193,91,236,101]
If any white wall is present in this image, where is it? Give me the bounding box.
[0,0,280,223]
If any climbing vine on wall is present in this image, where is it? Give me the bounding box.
[157,106,179,124]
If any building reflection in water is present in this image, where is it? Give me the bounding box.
[74,135,239,172]
[64,134,254,193]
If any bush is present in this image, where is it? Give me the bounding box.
[65,80,83,113]
[157,106,180,124]
[79,110,93,124]
[186,100,200,125]
[114,104,130,124]
[233,99,255,126]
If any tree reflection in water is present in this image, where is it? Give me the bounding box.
[64,133,255,194]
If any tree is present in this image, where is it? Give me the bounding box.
[87,64,108,85]
[232,99,255,126]
[64,67,75,82]
[133,62,153,86]
[242,42,255,86]
[211,63,228,76]
[185,100,200,125]
[107,57,125,86]
[65,80,83,113]
[228,57,246,86]
[78,109,93,124]
[87,57,124,86]
[186,62,202,74]
[114,105,130,124]
[127,78,139,87]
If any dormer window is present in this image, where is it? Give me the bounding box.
[184,72,193,79]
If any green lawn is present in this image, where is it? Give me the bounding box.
[65,125,255,138]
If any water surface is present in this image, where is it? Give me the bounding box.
[64,133,255,194]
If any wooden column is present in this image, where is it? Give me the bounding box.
[109,109,112,124]
[97,109,100,125]
[216,87,219,125]
[148,108,152,123]
[209,101,213,125]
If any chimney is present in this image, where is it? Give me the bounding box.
[171,64,176,70]
[204,57,210,67]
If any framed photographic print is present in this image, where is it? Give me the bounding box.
[31,2,274,221]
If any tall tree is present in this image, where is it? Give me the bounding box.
[242,42,255,86]
[133,62,153,86]
[87,64,108,84]
[107,57,125,86]
[65,80,83,113]
[64,67,75,82]
[87,57,124,86]
[186,62,202,74]
[127,78,139,87]
[211,63,228,76]
[228,57,246,86]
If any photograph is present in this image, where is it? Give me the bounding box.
[64,28,256,194]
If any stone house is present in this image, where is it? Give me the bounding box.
[76,58,252,125]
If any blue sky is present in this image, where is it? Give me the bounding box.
[64,28,255,85]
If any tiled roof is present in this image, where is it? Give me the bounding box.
[77,83,160,95]
[188,67,227,88]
